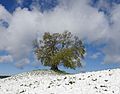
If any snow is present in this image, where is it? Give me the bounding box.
[0,69,120,94]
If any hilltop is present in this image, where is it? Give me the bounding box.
[0,69,120,94]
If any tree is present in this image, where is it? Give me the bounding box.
[33,31,85,71]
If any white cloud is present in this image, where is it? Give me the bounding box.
[90,52,101,59]
[103,54,120,64]
[0,55,13,63]
[0,5,11,50]
[0,0,120,68]
[102,4,120,64]
[15,58,30,69]
[0,4,12,22]
[6,8,40,60]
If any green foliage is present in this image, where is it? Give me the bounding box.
[34,31,85,71]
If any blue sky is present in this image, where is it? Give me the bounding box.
[0,0,120,75]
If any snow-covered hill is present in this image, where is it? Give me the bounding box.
[0,69,120,94]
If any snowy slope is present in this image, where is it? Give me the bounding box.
[0,69,120,94]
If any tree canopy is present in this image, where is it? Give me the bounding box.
[34,31,86,71]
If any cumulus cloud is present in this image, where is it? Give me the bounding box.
[0,55,13,63]
[102,4,120,64]
[0,0,120,68]
[15,58,30,69]
[36,0,109,43]
[0,4,12,22]
[6,8,40,60]
[90,52,101,59]
[0,5,39,66]
[0,5,11,50]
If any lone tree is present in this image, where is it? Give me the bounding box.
[34,31,85,71]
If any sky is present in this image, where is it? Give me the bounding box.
[0,0,120,75]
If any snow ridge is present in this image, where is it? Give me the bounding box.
[0,69,120,94]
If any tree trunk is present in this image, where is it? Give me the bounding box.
[51,65,59,71]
